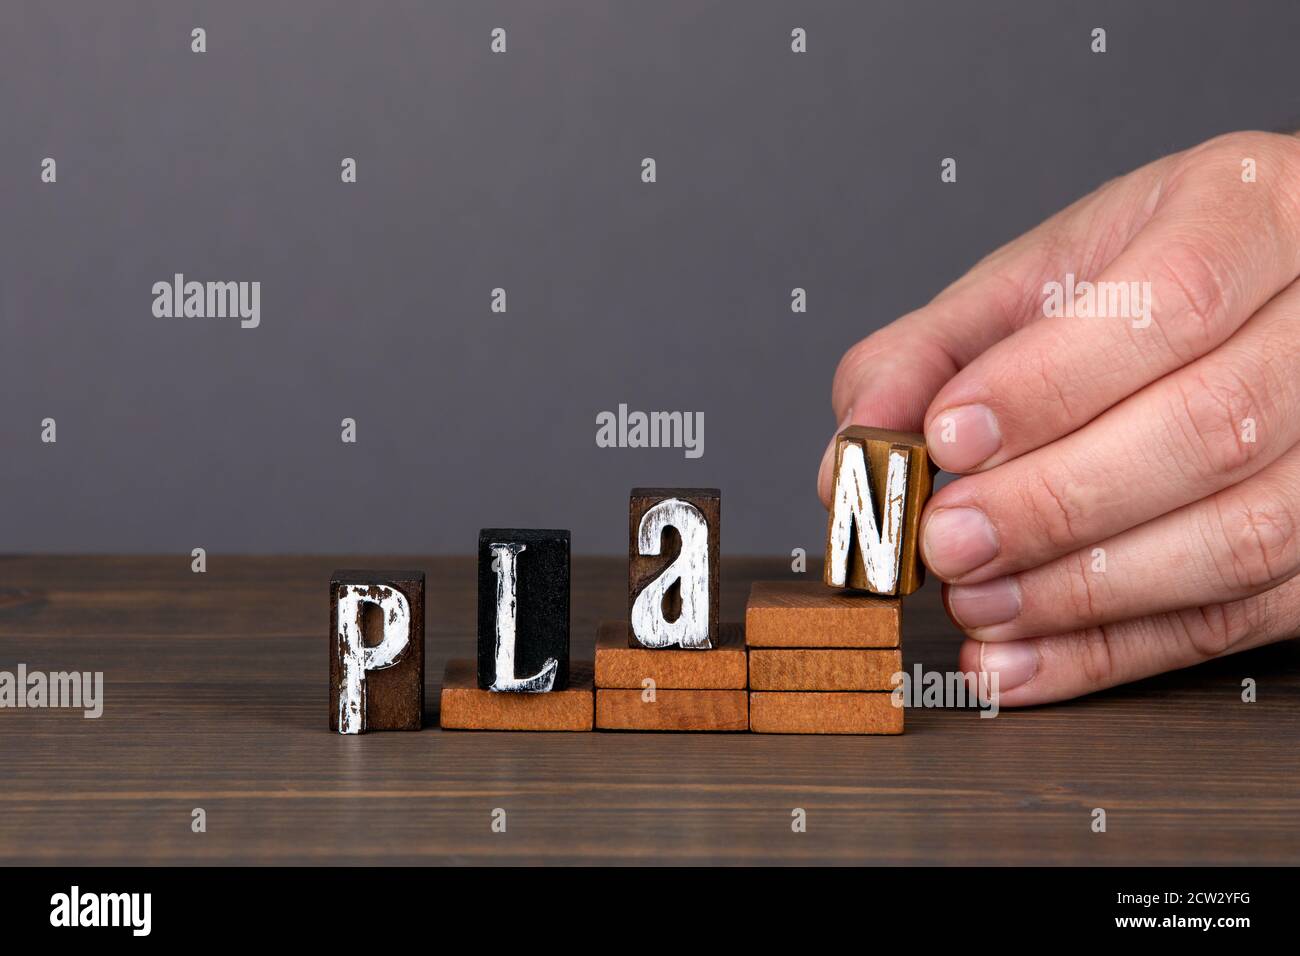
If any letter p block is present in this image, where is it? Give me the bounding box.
[330,571,425,733]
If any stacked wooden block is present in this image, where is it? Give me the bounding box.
[330,426,934,736]
[594,488,747,731]
[745,582,904,733]
[746,426,934,734]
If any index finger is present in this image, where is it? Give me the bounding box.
[820,157,1169,505]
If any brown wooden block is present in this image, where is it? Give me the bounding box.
[595,688,748,731]
[628,487,719,648]
[749,648,902,691]
[329,570,424,733]
[823,425,935,596]
[439,659,593,731]
[594,620,746,689]
[749,691,902,734]
[744,580,900,648]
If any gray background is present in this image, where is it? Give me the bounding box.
[3,1,1298,555]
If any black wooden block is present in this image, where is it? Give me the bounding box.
[477,529,570,691]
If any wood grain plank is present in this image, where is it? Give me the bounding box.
[595,688,748,731]
[440,660,593,731]
[595,621,746,689]
[749,691,903,734]
[745,580,901,648]
[748,648,901,691]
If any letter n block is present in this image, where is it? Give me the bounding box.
[824,427,935,595]
[329,571,424,733]
[478,529,570,691]
[628,488,720,649]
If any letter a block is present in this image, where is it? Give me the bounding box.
[329,571,425,733]
[824,426,935,596]
[628,488,720,649]
[477,529,570,691]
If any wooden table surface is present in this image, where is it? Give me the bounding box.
[2,555,1297,865]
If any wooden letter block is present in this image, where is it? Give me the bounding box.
[745,581,900,648]
[440,660,593,731]
[329,570,424,733]
[824,425,935,596]
[595,688,748,731]
[748,648,901,691]
[478,529,569,691]
[628,487,719,649]
[594,621,747,689]
[749,692,902,734]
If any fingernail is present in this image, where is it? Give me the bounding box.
[817,407,853,499]
[923,506,999,579]
[979,640,1038,691]
[926,404,1001,472]
[947,577,1021,628]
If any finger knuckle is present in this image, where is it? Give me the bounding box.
[1061,549,1106,623]
[836,330,892,377]
[1180,601,1256,659]
[1210,492,1300,594]
[1261,135,1300,243]
[1166,365,1265,479]
[1147,235,1231,358]
[1244,130,1300,203]
[1181,131,1297,190]
[832,332,891,401]
[1186,131,1279,167]
[1018,469,1086,552]
[1074,626,1117,687]
[1172,131,1300,274]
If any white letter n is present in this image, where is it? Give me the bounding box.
[826,443,908,592]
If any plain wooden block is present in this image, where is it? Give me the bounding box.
[594,621,747,689]
[329,570,424,733]
[595,688,748,731]
[744,580,901,648]
[478,529,570,691]
[440,659,593,731]
[628,487,720,648]
[748,648,902,691]
[749,691,903,734]
[823,425,935,596]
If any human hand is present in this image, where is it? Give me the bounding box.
[818,131,1300,706]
